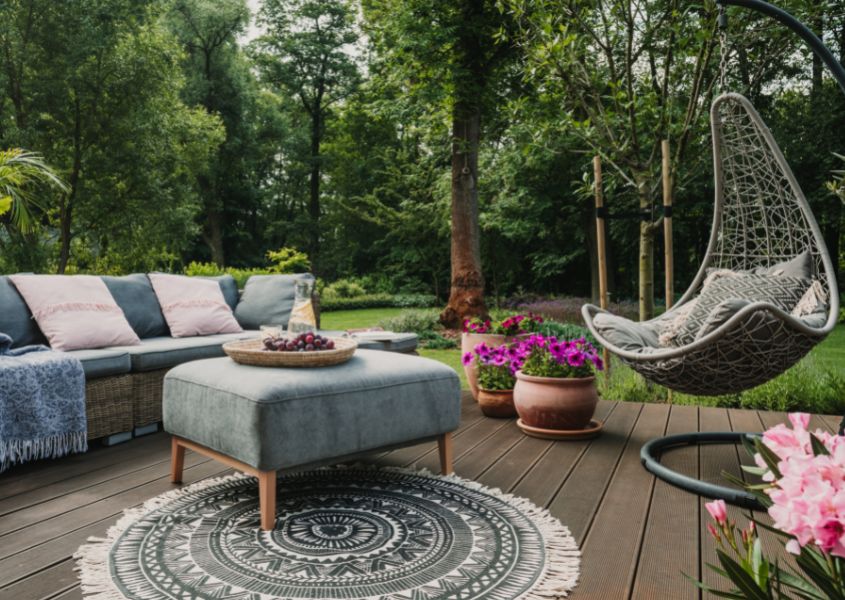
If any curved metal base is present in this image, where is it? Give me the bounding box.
[640,432,764,510]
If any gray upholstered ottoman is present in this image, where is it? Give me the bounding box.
[164,349,461,529]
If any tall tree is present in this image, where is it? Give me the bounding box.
[362,0,516,327]
[168,0,252,266]
[0,0,223,273]
[253,0,361,272]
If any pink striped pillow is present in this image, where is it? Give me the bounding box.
[9,275,141,351]
[148,274,242,338]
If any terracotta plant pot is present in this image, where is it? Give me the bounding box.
[477,388,517,418]
[461,332,526,401]
[513,372,598,430]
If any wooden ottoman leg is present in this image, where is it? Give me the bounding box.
[171,437,185,484]
[438,433,453,476]
[258,470,277,531]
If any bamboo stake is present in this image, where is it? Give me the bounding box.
[662,140,674,404]
[593,156,610,374]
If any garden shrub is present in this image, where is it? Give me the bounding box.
[320,293,437,311]
[185,246,311,288]
[377,309,456,349]
[322,278,367,299]
[184,262,271,289]
[378,309,441,334]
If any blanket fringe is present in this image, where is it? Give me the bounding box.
[75,466,581,599]
[0,431,87,473]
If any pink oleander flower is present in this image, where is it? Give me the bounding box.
[755,413,845,559]
[706,499,728,526]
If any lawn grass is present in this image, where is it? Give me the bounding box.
[321,306,468,388]
[320,307,405,330]
[812,323,845,373]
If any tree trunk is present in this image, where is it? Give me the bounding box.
[440,104,487,328]
[637,181,655,320]
[308,109,322,272]
[205,207,226,267]
[58,99,83,274]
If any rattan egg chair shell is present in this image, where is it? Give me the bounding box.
[582,92,840,396]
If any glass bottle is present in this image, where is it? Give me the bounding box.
[288,279,317,334]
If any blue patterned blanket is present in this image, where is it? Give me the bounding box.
[0,333,87,472]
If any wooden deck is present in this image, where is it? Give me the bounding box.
[0,393,837,600]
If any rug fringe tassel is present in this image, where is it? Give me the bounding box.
[75,467,581,599]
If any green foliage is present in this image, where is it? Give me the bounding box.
[183,262,266,289]
[537,321,600,349]
[323,278,368,300]
[419,331,457,350]
[377,309,442,335]
[266,247,311,273]
[321,293,436,312]
[0,149,67,232]
[600,360,845,415]
[477,363,515,391]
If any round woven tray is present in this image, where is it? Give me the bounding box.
[223,337,357,368]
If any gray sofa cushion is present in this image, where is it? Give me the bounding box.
[65,348,132,379]
[101,274,169,338]
[235,274,315,330]
[0,275,47,348]
[163,350,461,471]
[201,275,239,312]
[113,331,257,372]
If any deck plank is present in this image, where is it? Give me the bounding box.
[630,403,700,600]
[510,400,618,507]
[0,400,823,600]
[569,403,670,599]
[698,407,747,599]
[546,401,643,543]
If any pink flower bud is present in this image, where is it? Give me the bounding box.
[705,500,728,526]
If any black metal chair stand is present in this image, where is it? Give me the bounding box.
[640,432,764,510]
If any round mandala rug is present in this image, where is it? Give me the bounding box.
[75,467,579,599]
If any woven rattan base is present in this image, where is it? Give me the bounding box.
[85,375,133,440]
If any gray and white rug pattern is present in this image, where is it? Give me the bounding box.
[75,467,579,599]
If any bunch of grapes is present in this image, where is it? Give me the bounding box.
[262,332,336,352]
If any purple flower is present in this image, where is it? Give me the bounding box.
[567,351,586,368]
[462,352,474,366]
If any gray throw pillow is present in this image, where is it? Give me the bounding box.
[0,275,47,348]
[753,251,813,279]
[102,274,169,338]
[673,273,809,347]
[234,274,314,330]
[694,298,752,341]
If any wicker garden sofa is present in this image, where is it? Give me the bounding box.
[0,273,334,444]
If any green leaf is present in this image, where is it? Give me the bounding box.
[810,434,830,457]
[0,195,10,216]
[716,549,771,600]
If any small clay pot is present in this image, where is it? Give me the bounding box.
[513,372,598,430]
[477,388,517,418]
[461,332,528,401]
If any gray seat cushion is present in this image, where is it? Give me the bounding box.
[65,348,132,379]
[163,350,461,471]
[101,274,169,338]
[113,331,258,372]
[235,274,315,330]
[0,275,47,348]
[592,313,661,352]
